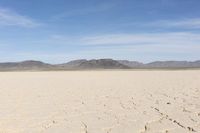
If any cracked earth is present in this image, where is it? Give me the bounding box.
[0,70,199,133]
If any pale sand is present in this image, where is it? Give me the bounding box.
[0,70,199,133]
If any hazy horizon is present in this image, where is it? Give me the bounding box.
[0,58,200,65]
[1,0,200,63]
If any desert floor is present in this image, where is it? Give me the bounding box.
[0,70,199,133]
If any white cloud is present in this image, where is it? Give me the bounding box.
[148,18,200,29]
[0,8,41,28]
[81,32,200,46]
[36,32,200,51]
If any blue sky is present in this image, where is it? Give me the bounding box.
[0,0,200,63]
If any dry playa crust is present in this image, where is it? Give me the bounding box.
[0,70,199,133]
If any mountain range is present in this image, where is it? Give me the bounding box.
[0,59,200,71]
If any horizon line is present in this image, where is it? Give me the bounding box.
[0,58,200,65]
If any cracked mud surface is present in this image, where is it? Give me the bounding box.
[0,70,199,133]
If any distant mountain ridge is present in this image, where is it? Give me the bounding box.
[58,59,130,69]
[0,59,200,71]
[0,60,53,71]
[145,61,200,68]
[117,60,144,68]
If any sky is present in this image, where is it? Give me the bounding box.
[0,0,200,63]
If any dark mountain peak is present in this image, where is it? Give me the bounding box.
[118,60,144,68]
[58,59,87,67]
[75,59,130,69]
[59,58,130,69]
